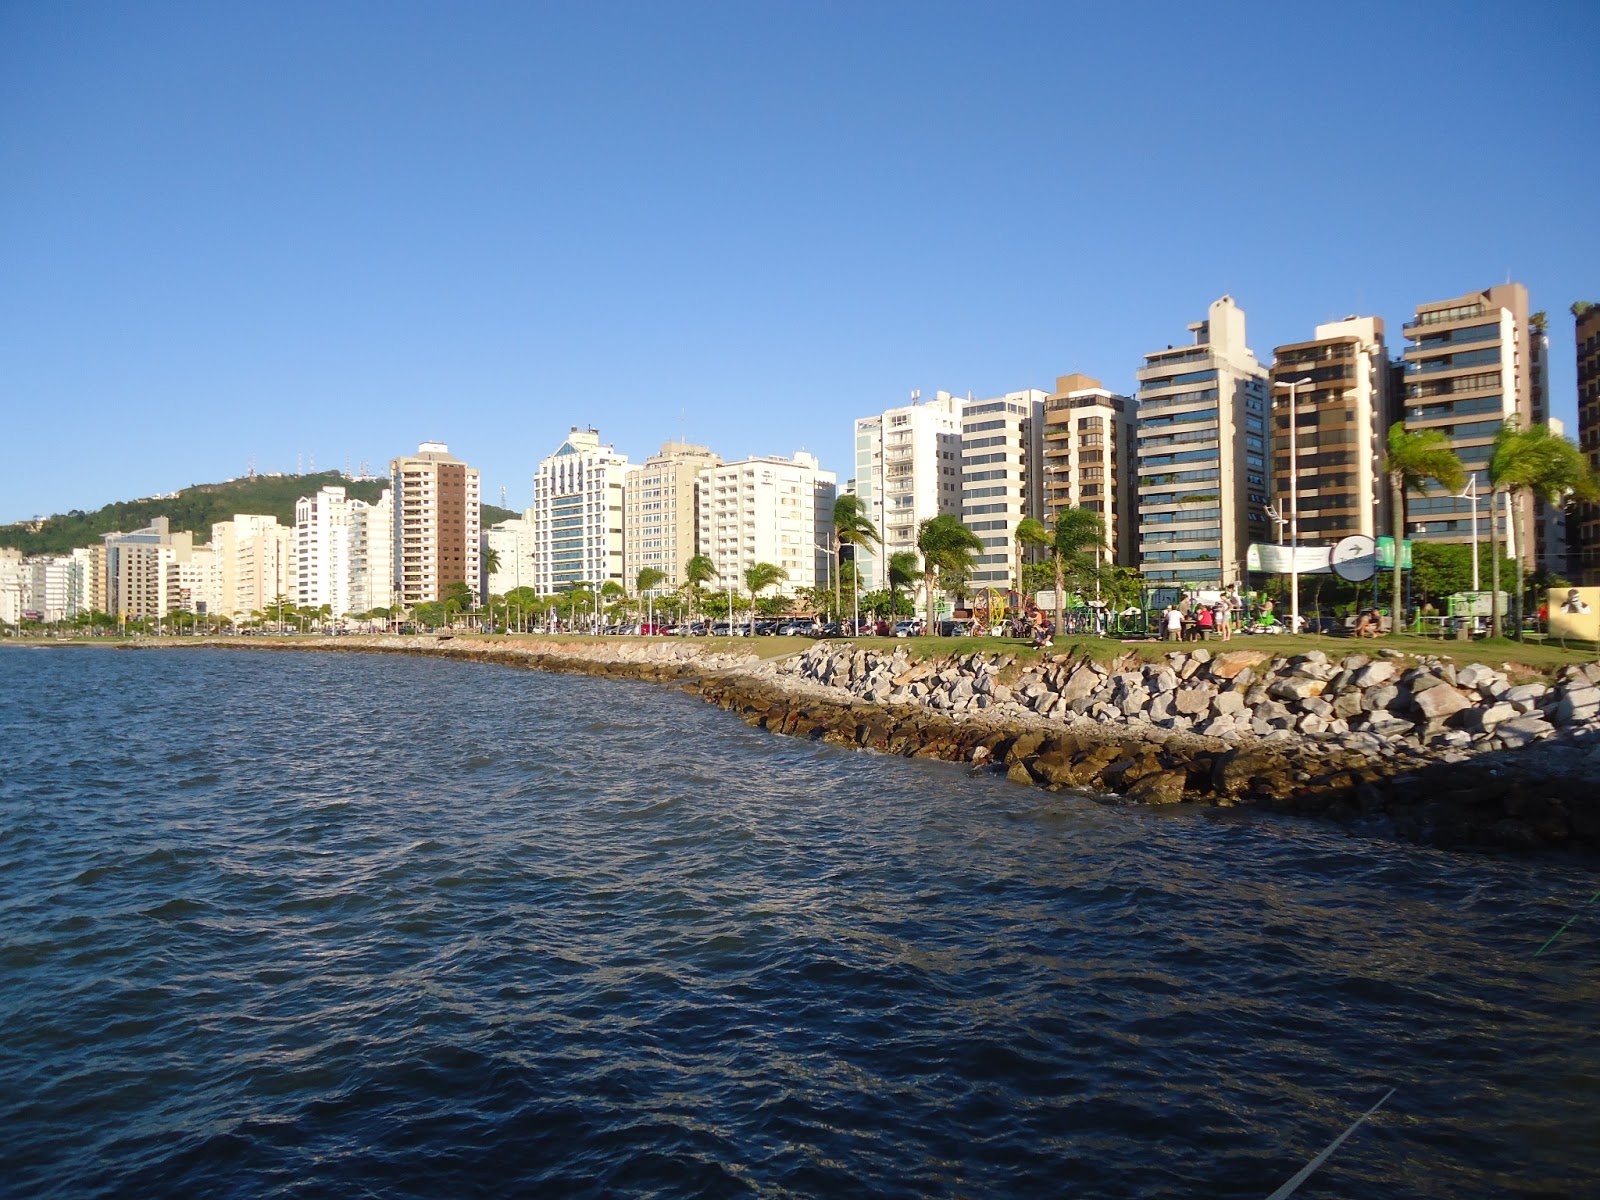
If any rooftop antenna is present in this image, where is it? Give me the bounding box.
[246,455,256,478]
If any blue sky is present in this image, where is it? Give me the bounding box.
[3,1,1597,523]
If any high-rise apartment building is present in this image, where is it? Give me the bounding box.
[853,392,964,591]
[1135,295,1269,589]
[0,549,22,626]
[696,452,836,597]
[1402,283,1532,564]
[294,485,393,617]
[1041,374,1136,568]
[1574,303,1600,584]
[391,442,481,607]
[531,428,632,595]
[623,442,720,592]
[960,390,1046,591]
[1268,317,1394,546]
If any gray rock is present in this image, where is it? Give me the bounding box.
[1268,677,1326,701]
[1364,684,1400,712]
[1556,686,1600,726]
[1352,662,1396,688]
[1211,691,1246,717]
[1173,687,1214,716]
[1496,715,1555,748]
[948,678,974,702]
[1504,682,1548,706]
[1331,691,1365,720]
[1299,714,1328,736]
[1299,695,1334,719]
[1413,684,1473,721]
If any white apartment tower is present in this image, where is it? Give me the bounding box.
[853,391,965,590]
[391,442,481,607]
[1135,295,1270,589]
[960,390,1046,591]
[531,428,633,595]
[623,442,720,592]
[696,452,836,596]
[294,484,393,618]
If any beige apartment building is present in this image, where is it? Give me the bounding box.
[1042,374,1136,568]
[623,441,720,593]
[391,442,481,607]
[1268,317,1394,546]
[1402,283,1533,565]
[960,390,1046,591]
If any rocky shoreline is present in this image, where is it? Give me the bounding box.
[120,634,1600,854]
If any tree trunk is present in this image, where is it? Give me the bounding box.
[1053,553,1065,626]
[1390,472,1403,636]
[925,572,936,635]
[1513,487,1527,642]
[1489,488,1503,639]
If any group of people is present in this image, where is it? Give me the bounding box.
[1159,591,1238,643]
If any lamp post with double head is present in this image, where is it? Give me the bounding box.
[1273,376,1313,635]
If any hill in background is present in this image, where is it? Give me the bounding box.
[1,473,520,557]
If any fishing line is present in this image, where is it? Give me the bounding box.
[1534,889,1600,957]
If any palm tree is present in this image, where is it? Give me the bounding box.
[1050,508,1107,618]
[481,545,501,597]
[832,495,881,624]
[1384,423,1464,636]
[1013,517,1051,603]
[743,562,788,635]
[636,567,667,631]
[683,554,716,629]
[1490,421,1599,639]
[916,515,983,635]
[888,550,919,619]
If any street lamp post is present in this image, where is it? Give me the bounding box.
[1461,474,1480,593]
[1273,376,1313,635]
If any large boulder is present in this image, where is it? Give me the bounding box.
[1209,650,1270,680]
[1413,685,1474,721]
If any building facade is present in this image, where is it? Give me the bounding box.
[853,392,964,591]
[1135,295,1270,589]
[531,428,632,595]
[1575,303,1600,584]
[1402,283,1532,564]
[391,442,481,607]
[483,512,537,596]
[1042,373,1136,569]
[696,451,836,599]
[961,390,1046,592]
[1268,316,1394,547]
[103,518,195,620]
[623,442,720,592]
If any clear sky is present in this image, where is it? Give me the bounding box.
[3,1,1597,523]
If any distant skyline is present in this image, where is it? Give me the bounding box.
[4,1,1598,523]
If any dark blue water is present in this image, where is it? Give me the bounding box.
[1,647,1596,1199]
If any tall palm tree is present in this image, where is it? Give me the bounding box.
[1013,517,1051,604]
[832,495,881,623]
[1490,421,1599,639]
[888,550,919,619]
[636,567,667,631]
[1384,423,1464,637]
[683,554,716,628]
[916,515,983,635]
[743,562,788,636]
[1050,508,1107,617]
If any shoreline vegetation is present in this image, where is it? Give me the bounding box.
[18,632,1600,855]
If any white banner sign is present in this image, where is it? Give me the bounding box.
[1246,543,1333,575]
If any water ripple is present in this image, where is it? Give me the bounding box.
[0,647,1597,1198]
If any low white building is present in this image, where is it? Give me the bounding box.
[483,512,537,596]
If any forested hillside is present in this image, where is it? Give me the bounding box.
[0,473,386,556]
